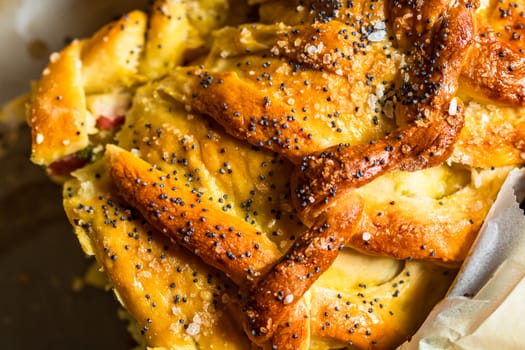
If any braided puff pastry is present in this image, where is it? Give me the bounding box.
[26,0,525,349]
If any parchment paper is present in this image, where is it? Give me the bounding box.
[400,169,525,349]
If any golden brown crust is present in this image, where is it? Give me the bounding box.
[459,0,525,105]
[306,260,454,350]
[451,1,525,167]
[295,166,510,264]
[291,0,476,262]
[106,141,462,346]
[258,0,387,26]
[308,287,399,350]
[80,10,146,93]
[139,0,200,79]
[169,0,478,262]
[165,69,316,164]
[244,195,363,344]
[165,20,400,165]
[63,161,251,348]
[451,101,525,168]
[102,141,466,347]
[170,1,476,239]
[275,21,376,78]
[30,11,147,167]
[30,40,88,165]
[290,115,464,225]
[24,0,525,348]
[105,144,281,287]
[461,23,525,105]
[105,144,367,344]
[352,198,482,262]
[64,153,455,349]
[264,298,311,350]
[390,0,476,121]
[485,0,525,53]
[255,254,455,349]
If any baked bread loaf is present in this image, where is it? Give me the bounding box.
[24,0,525,348]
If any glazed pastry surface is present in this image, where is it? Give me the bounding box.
[26,0,525,348]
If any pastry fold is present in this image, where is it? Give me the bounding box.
[24,0,525,348]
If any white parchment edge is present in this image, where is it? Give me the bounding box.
[400,169,525,350]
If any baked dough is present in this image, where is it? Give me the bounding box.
[24,0,525,348]
[63,85,457,348]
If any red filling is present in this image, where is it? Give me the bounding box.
[47,154,87,177]
[96,115,125,130]
[48,114,126,177]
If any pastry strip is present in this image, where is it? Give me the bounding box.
[105,144,281,287]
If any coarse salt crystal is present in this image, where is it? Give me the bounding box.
[323,53,332,64]
[49,52,60,63]
[186,322,200,336]
[368,30,387,42]
[448,98,458,115]
[374,21,386,30]
[131,148,142,157]
[376,84,385,99]
[368,94,378,110]
[306,45,318,54]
